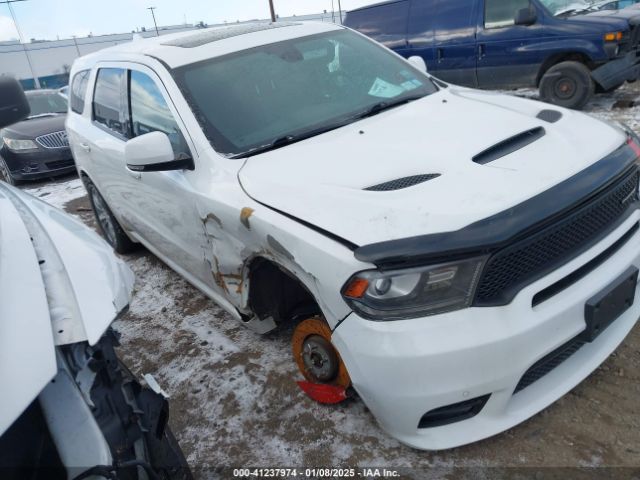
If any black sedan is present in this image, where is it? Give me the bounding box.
[0,89,75,185]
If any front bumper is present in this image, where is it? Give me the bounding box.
[0,145,76,181]
[592,49,640,90]
[332,211,640,450]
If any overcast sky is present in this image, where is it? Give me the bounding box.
[0,0,376,42]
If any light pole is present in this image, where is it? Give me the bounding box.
[72,35,81,57]
[337,0,343,24]
[268,0,276,22]
[147,6,159,36]
[0,0,40,88]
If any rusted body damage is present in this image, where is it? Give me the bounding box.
[195,187,364,334]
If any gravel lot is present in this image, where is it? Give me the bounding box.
[22,85,640,479]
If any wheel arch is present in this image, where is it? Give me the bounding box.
[536,51,595,87]
[243,255,325,329]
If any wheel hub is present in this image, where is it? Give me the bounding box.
[555,78,576,99]
[302,335,338,383]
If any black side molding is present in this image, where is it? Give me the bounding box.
[355,141,638,268]
[472,127,545,165]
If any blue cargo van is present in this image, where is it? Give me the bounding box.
[345,0,640,109]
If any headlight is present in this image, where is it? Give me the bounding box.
[3,137,38,151]
[341,256,487,320]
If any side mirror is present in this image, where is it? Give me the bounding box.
[515,7,537,26]
[0,77,30,129]
[407,55,427,73]
[125,131,194,172]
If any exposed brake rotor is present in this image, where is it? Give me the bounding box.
[292,316,351,404]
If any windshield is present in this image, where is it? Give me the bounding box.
[538,0,593,15]
[26,92,68,117]
[173,30,436,157]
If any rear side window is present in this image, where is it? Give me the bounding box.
[70,70,90,114]
[485,0,531,29]
[93,68,129,138]
[345,1,409,48]
[129,70,190,158]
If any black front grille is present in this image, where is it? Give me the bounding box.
[515,336,586,393]
[45,159,75,170]
[475,167,639,306]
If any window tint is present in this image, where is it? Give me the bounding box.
[485,0,531,28]
[93,68,129,137]
[70,69,90,114]
[129,70,189,158]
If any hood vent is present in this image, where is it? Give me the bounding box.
[473,127,546,165]
[365,174,441,191]
[536,109,563,123]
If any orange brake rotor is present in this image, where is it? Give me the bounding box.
[292,316,351,390]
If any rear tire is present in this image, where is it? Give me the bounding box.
[0,158,17,186]
[539,61,594,110]
[85,180,137,254]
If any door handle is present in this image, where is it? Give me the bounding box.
[79,143,91,152]
[478,44,486,59]
[437,48,444,63]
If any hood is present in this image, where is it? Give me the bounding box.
[563,11,631,28]
[1,113,66,139]
[239,87,626,248]
[0,183,134,436]
[582,8,640,21]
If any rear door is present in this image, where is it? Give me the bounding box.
[476,0,546,88]
[86,66,137,226]
[429,0,480,86]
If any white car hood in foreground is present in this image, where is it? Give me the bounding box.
[239,87,626,247]
[0,183,134,436]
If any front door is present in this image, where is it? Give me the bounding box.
[476,0,546,88]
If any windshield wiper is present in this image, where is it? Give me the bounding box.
[354,94,426,120]
[232,94,427,159]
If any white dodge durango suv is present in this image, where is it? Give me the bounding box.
[66,21,640,450]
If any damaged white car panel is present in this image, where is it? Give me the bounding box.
[0,182,134,436]
[66,21,640,449]
[0,186,56,436]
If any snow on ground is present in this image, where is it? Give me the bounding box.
[22,176,85,207]
[20,84,640,476]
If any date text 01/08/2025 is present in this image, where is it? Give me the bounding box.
[232,468,401,478]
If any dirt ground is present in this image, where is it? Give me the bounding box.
[22,85,640,479]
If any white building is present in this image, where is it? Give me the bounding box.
[0,12,343,89]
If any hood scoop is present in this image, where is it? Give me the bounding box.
[365,174,441,191]
[473,127,546,165]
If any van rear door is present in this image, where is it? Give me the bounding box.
[426,0,481,86]
[476,0,546,88]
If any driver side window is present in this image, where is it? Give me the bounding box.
[485,0,531,29]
